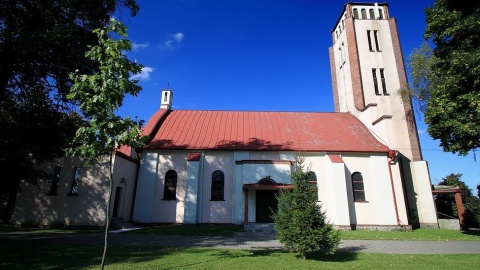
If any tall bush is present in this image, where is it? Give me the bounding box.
[273,159,340,259]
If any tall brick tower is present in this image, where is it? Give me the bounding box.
[329,2,438,228]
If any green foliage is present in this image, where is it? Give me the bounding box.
[398,42,438,113]
[67,18,147,269]
[0,0,138,222]
[422,0,480,155]
[67,19,147,162]
[463,196,480,228]
[273,159,340,259]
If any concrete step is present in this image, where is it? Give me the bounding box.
[243,223,277,234]
[110,218,135,230]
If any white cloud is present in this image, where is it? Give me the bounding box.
[132,42,150,51]
[173,32,185,41]
[130,66,154,81]
[161,32,185,49]
[418,129,426,135]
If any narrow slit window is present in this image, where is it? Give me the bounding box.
[380,68,388,94]
[47,167,62,196]
[374,30,380,51]
[339,43,346,65]
[369,9,375,19]
[372,68,379,95]
[69,167,82,195]
[378,9,384,19]
[352,172,365,201]
[367,30,373,51]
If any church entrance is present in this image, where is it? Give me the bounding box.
[255,190,278,223]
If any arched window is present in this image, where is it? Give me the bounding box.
[378,9,384,19]
[307,171,317,183]
[361,9,367,19]
[352,172,365,201]
[163,170,177,200]
[369,9,375,19]
[353,8,359,19]
[211,170,224,201]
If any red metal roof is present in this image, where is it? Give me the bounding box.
[144,110,389,153]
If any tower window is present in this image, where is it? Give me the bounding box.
[353,9,359,19]
[372,68,380,95]
[361,9,367,19]
[339,43,346,66]
[380,68,388,94]
[352,172,365,201]
[369,9,375,19]
[163,170,177,200]
[378,9,384,19]
[374,30,381,51]
[367,30,373,51]
[211,170,225,201]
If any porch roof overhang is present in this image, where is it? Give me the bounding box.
[242,183,292,191]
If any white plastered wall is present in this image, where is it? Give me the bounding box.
[11,157,110,226]
[201,151,235,223]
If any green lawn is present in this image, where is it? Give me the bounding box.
[1,240,479,270]
[126,224,480,241]
[340,228,480,241]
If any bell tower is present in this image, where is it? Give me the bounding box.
[329,2,438,228]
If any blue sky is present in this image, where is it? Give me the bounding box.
[116,0,479,193]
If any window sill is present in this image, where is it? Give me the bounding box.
[210,199,225,202]
[354,200,369,203]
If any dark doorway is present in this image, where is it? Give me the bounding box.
[113,187,122,218]
[256,190,278,223]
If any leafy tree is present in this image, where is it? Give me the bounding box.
[463,196,480,228]
[398,42,438,113]
[0,0,139,222]
[273,159,340,259]
[404,0,480,155]
[67,19,147,269]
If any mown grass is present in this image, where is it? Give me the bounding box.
[1,240,479,270]
[127,224,480,241]
[340,228,480,241]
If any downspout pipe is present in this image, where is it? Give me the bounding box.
[387,149,403,228]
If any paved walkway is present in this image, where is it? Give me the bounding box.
[1,231,480,254]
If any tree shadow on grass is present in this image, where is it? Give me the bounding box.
[211,247,360,262]
[0,240,184,270]
[461,229,480,237]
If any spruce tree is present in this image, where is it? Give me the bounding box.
[273,159,340,259]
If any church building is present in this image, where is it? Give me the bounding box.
[11,2,439,230]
